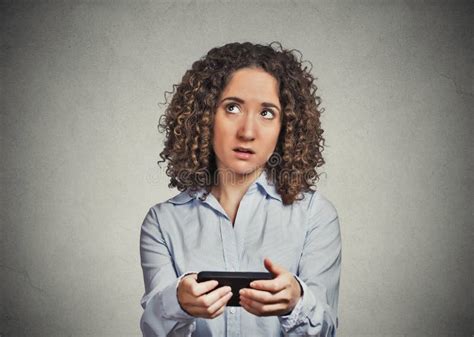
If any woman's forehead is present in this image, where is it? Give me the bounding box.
[220,68,280,105]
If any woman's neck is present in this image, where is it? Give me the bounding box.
[211,168,263,210]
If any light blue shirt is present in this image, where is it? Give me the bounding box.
[140,171,342,337]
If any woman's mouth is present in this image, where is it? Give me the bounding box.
[233,147,255,159]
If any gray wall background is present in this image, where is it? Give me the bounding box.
[1,1,472,336]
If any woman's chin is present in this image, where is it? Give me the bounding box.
[216,164,263,177]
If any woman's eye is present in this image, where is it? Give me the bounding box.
[261,109,275,119]
[225,104,240,114]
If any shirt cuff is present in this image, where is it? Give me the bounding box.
[160,273,197,321]
[278,275,316,332]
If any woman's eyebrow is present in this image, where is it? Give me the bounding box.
[220,96,281,112]
[220,96,245,104]
[261,102,281,112]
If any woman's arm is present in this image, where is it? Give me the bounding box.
[239,193,342,336]
[281,193,342,336]
[139,207,196,337]
[140,206,233,337]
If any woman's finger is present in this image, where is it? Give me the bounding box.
[263,258,287,276]
[240,296,287,316]
[250,275,287,293]
[190,279,219,297]
[209,300,229,319]
[206,291,233,316]
[187,291,233,318]
[196,286,232,307]
[239,288,281,304]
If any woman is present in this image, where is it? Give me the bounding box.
[140,42,342,337]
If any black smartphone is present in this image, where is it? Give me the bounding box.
[197,271,273,306]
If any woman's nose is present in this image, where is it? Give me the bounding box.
[237,113,256,141]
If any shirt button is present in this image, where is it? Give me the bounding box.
[229,308,236,314]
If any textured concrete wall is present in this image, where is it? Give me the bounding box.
[1,1,472,336]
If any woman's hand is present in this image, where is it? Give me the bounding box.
[177,273,233,319]
[239,258,302,316]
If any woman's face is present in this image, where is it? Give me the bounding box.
[212,67,282,180]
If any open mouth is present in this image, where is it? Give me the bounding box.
[233,147,255,154]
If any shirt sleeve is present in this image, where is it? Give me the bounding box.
[279,193,342,337]
[139,206,196,337]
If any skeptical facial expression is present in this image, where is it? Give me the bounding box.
[212,67,282,178]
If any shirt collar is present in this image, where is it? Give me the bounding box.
[253,170,282,202]
[167,190,195,205]
[167,170,282,205]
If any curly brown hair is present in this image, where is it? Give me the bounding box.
[158,41,325,205]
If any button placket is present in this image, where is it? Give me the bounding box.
[219,214,240,337]
[226,306,240,337]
